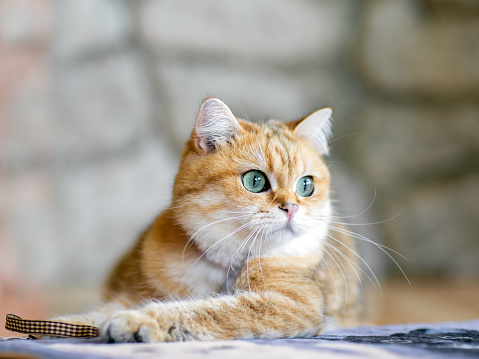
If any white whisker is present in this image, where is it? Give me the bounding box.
[256,227,266,279]
[318,248,338,298]
[181,214,250,261]
[186,220,253,273]
[190,214,250,241]
[324,239,366,299]
[326,210,402,227]
[229,227,259,270]
[170,197,200,209]
[322,245,349,310]
[328,225,411,285]
[327,235,381,293]
[330,189,377,220]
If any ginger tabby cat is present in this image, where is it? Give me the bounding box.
[55,98,361,342]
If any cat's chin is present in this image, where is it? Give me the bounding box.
[267,224,304,243]
[272,217,308,235]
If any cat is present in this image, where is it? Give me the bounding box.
[54,97,361,342]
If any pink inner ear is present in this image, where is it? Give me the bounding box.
[294,108,332,155]
[194,136,208,153]
[194,98,240,153]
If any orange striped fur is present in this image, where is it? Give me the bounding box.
[54,98,361,342]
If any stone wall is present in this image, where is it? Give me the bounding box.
[351,0,479,278]
[1,0,478,296]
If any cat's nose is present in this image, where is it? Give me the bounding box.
[279,203,299,220]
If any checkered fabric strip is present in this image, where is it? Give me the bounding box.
[5,314,99,338]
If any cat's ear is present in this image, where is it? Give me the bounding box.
[194,98,241,153]
[293,107,333,155]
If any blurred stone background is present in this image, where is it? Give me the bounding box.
[1,0,479,332]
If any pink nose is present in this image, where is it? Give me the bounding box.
[279,203,299,220]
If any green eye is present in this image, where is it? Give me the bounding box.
[242,170,269,193]
[296,176,314,197]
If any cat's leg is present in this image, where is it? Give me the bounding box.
[51,300,130,327]
[102,292,324,342]
[101,258,327,342]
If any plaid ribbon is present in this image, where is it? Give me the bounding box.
[5,314,99,338]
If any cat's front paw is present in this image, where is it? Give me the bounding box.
[101,310,168,343]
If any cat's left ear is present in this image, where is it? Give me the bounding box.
[194,98,241,153]
[292,107,333,155]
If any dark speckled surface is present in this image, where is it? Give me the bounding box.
[1,320,479,359]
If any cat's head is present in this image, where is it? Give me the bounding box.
[173,98,332,267]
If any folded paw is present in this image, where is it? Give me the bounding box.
[101,310,175,343]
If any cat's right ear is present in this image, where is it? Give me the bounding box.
[291,107,333,156]
[194,98,241,153]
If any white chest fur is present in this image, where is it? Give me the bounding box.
[168,257,229,298]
